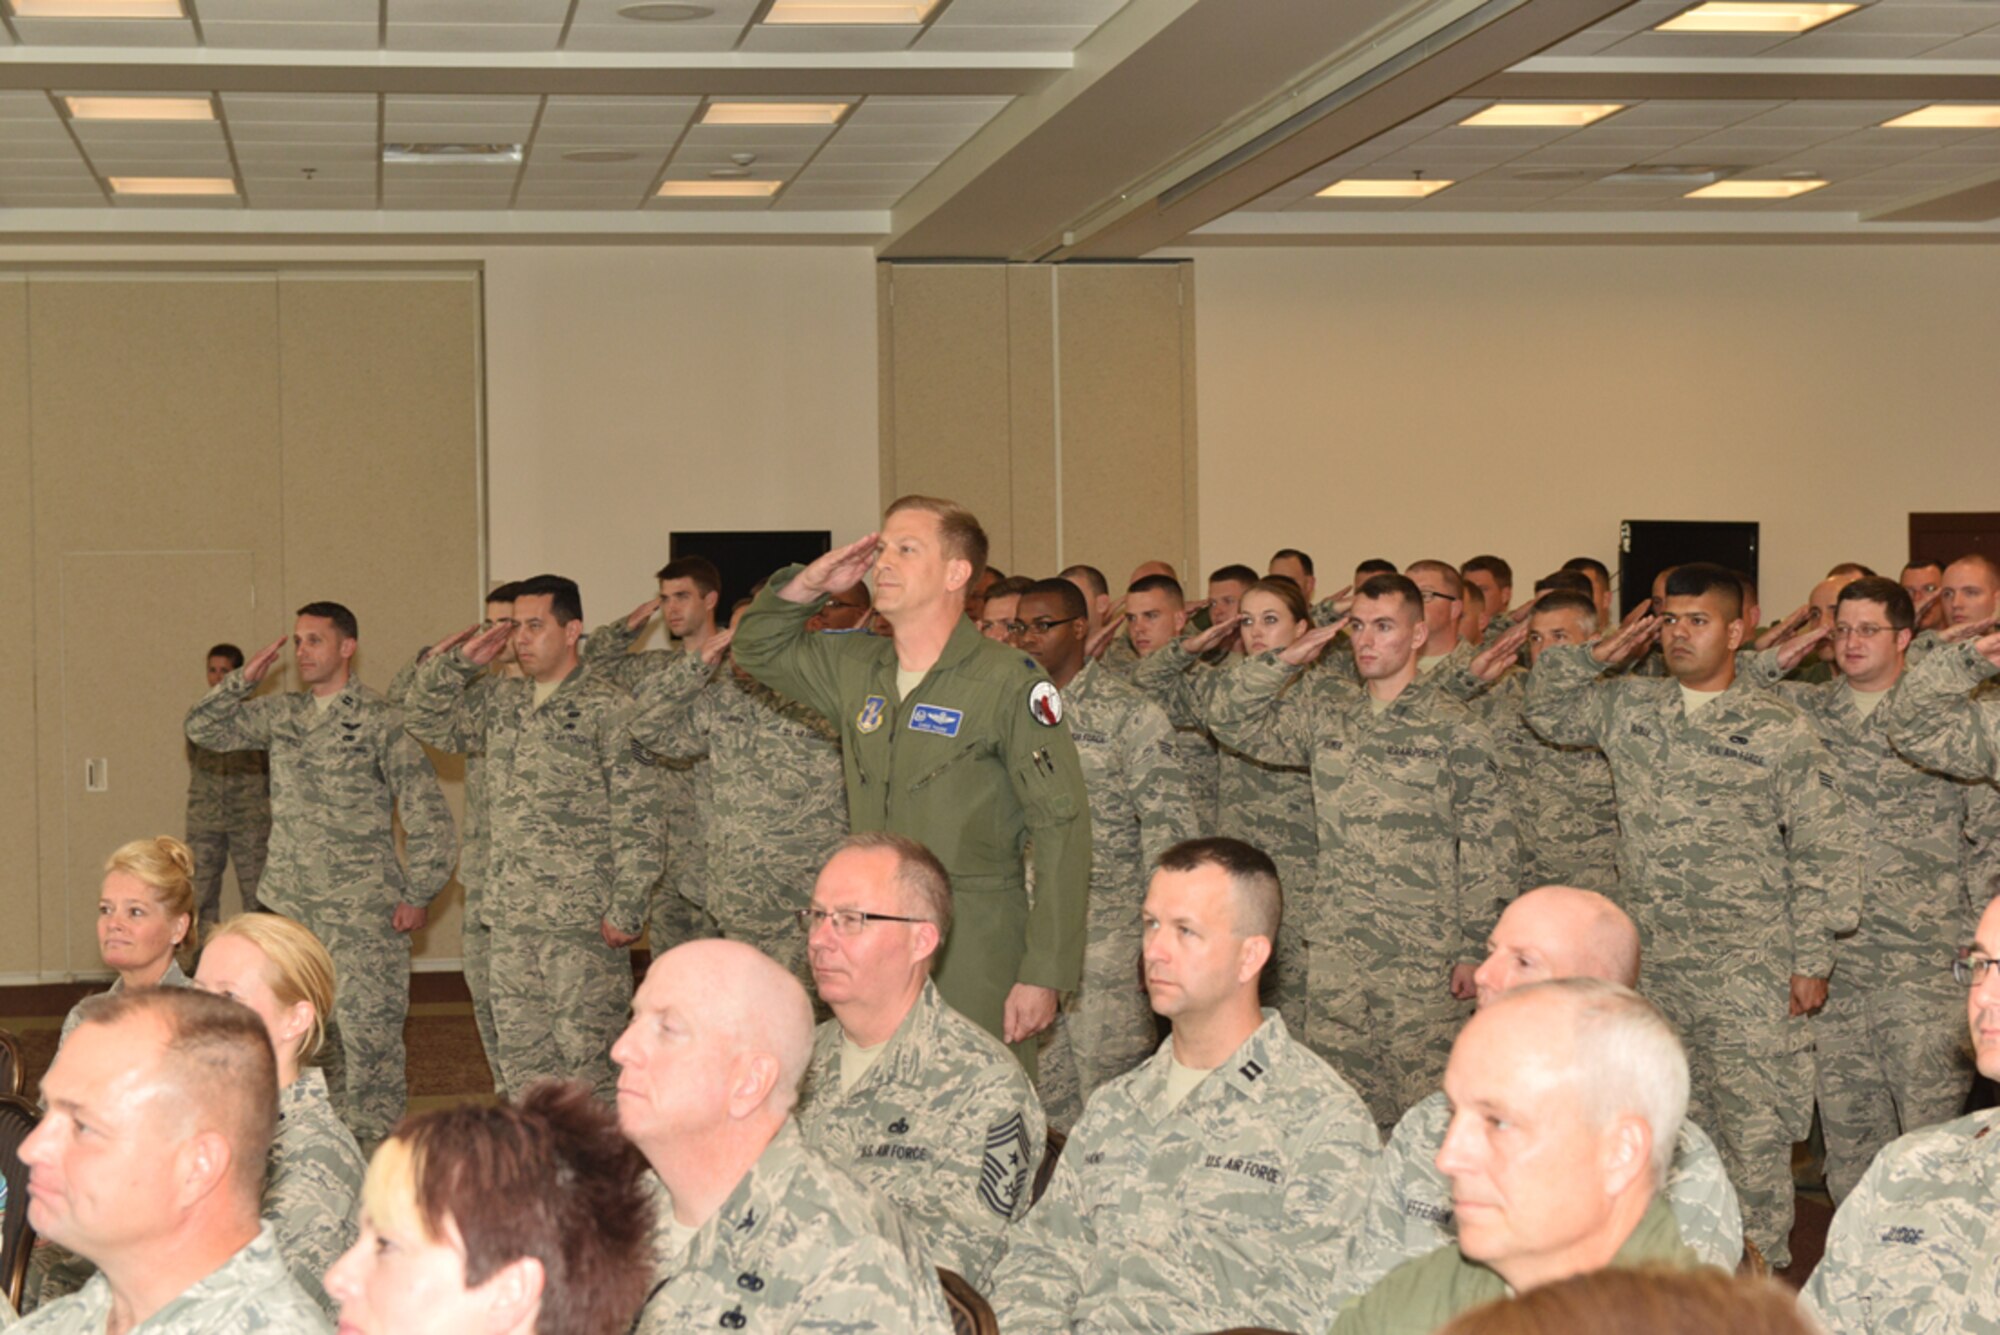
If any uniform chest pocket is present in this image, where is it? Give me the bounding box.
[910,740,980,791]
[1177,1151,1289,1223]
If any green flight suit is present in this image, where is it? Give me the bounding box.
[733,572,1091,1074]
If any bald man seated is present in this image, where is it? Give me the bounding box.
[614,939,954,1334]
[1330,978,1705,1335]
[1345,887,1743,1296]
[15,988,331,1334]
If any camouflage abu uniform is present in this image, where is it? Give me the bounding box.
[634,1122,953,1334]
[583,618,718,950]
[990,1012,1378,1335]
[14,1225,330,1335]
[1347,1088,1743,1296]
[1034,660,1199,1129]
[796,978,1043,1288]
[185,672,455,1149]
[1888,642,2000,904]
[1133,641,1317,1033]
[58,959,190,1046]
[184,739,270,924]
[1205,656,1520,1130]
[1524,644,1860,1268]
[1748,649,1979,1202]
[1124,653,1218,838]
[387,651,502,1092]
[403,656,662,1102]
[265,1068,364,1320]
[627,653,847,974]
[1803,1106,2000,1334]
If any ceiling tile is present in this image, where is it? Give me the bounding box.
[202,21,379,48]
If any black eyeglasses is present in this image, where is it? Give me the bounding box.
[1018,617,1079,635]
[794,907,928,937]
[1954,953,1999,987]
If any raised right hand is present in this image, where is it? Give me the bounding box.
[1084,611,1127,662]
[1775,623,1831,674]
[624,596,663,633]
[699,626,737,668]
[1975,627,2000,670]
[241,636,287,686]
[1754,603,1811,652]
[1278,618,1347,668]
[459,621,515,667]
[428,624,480,661]
[784,533,881,603]
[1180,615,1240,657]
[1469,619,1531,682]
[1593,613,1660,666]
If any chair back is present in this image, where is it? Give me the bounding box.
[1,1092,43,1315]
[0,1028,21,1098]
[1032,1125,1066,1206]
[938,1267,997,1335]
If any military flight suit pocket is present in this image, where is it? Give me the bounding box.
[1010,748,1080,822]
[910,741,980,792]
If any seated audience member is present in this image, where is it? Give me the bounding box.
[795,834,1045,1288]
[1331,978,1701,1335]
[16,988,330,1333]
[990,838,1378,1335]
[1350,888,1741,1295]
[323,1082,654,1335]
[1438,1268,1814,1335]
[1803,892,2000,1332]
[615,940,953,1334]
[58,837,196,1044]
[196,913,366,1318]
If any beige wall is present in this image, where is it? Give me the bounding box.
[1181,244,2000,613]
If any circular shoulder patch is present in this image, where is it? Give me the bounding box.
[1028,680,1064,727]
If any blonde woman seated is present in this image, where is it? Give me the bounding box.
[326,1082,655,1335]
[57,836,196,1044]
[196,912,366,1320]
[28,836,199,1309]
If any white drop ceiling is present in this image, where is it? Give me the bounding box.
[1,0,1998,249]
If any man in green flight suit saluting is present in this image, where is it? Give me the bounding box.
[733,495,1091,1073]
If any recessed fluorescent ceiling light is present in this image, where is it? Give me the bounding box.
[109,176,235,195]
[383,143,524,165]
[1458,103,1626,128]
[701,101,852,126]
[657,180,782,197]
[64,95,213,121]
[1685,178,1826,198]
[10,0,181,13]
[763,0,936,23]
[1882,105,2000,129]
[1655,2,1856,33]
[1317,179,1454,198]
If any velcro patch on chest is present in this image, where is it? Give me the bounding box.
[908,703,963,737]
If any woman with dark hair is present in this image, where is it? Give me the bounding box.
[324,1081,655,1335]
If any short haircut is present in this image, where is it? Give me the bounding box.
[886,494,990,586]
[1354,559,1398,579]
[655,555,721,596]
[1461,555,1513,588]
[1530,590,1600,633]
[1561,556,1611,587]
[988,574,1036,600]
[296,601,358,642]
[1023,577,1088,622]
[1949,552,2000,584]
[1902,559,1944,577]
[73,987,278,1201]
[1436,1268,1815,1335]
[368,1081,655,1335]
[1356,572,1423,619]
[838,831,954,945]
[1533,570,1595,599]
[1059,564,1108,601]
[513,574,584,626]
[1825,562,1876,580]
[981,565,1006,584]
[1128,573,1185,603]
[1156,837,1282,948]
[1244,577,1309,624]
[1501,978,1688,1186]
[1404,559,1464,598]
[1209,563,1260,588]
[1732,569,1759,611]
[206,643,245,670]
[207,912,337,1064]
[486,580,524,606]
[1462,582,1485,613]
[1837,576,1915,632]
[105,836,197,940]
[1269,548,1314,576]
[1663,563,1744,619]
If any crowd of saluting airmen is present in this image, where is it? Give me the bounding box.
[7,492,2000,1334]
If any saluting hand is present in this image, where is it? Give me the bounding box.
[698,626,737,669]
[1278,618,1346,668]
[459,621,515,667]
[1974,626,2000,670]
[428,624,480,661]
[1944,614,1999,646]
[625,596,663,633]
[1754,603,1812,652]
[1468,618,1531,683]
[1321,584,1357,621]
[1501,588,1549,623]
[1618,597,1654,630]
[1592,612,1660,666]
[1084,601,1128,662]
[1774,622,1831,674]
[783,532,881,603]
[1180,615,1241,657]
[241,635,287,686]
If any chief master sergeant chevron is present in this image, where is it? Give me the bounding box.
[732,495,1091,1074]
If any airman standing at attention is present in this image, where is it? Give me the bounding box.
[185,642,272,924]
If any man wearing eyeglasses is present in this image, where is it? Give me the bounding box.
[1017,577,1200,1128]
[1804,892,2000,1333]
[793,834,1045,1289]
[1405,560,1474,674]
[1749,576,1980,1205]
